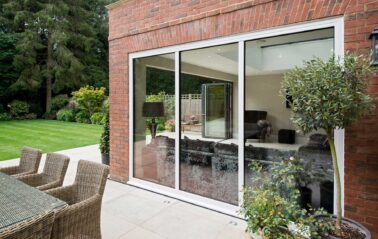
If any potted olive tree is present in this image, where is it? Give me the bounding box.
[281,53,375,239]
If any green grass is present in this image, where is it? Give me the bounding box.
[0,120,102,161]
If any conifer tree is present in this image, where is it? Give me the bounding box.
[2,0,112,116]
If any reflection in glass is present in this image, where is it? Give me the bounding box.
[244,28,335,212]
[133,53,175,188]
[202,83,232,139]
[180,44,239,205]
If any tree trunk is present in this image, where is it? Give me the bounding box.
[326,129,342,233]
[45,38,53,116]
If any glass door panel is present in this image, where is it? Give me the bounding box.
[244,28,335,212]
[179,44,239,205]
[133,53,175,188]
[202,83,232,139]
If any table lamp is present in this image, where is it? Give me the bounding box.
[143,102,164,139]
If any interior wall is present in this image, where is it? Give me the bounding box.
[245,74,295,134]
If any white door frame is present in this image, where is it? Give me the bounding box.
[128,16,345,217]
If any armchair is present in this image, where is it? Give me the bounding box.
[17,153,70,191]
[0,147,42,177]
[46,160,109,239]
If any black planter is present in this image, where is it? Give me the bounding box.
[317,216,371,239]
[101,153,109,165]
[320,180,334,213]
[299,186,312,210]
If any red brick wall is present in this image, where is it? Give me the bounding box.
[108,0,378,235]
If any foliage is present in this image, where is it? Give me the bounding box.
[281,53,375,230]
[146,67,220,95]
[90,112,105,125]
[57,108,75,122]
[52,95,70,112]
[165,119,175,132]
[9,100,29,117]
[100,111,109,154]
[72,86,106,117]
[0,113,12,121]
[241,158,334,239]
[281,54,375,134]
[0,32,19,101]
[1,0,113,115]
[75,111,90,124]
[23,113,37,120]
[146,91,174,130]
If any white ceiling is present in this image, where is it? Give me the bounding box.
[161,28,334,77]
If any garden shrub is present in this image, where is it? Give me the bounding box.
[100,112,110,154]
[75,111,90,123]
[0,104,5,113]
[67,99,78,109]
[57,109,74,122]
[52,94,69,112]
[0,113,12,121]
[72,86,106,117]
[23,113,37,120]
[9,100,29,117]
[90,112,105,125]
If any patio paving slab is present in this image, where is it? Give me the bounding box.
[0,145,249,239]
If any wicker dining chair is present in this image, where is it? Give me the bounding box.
[17,153,70,191]
[46,160,109,239]
[0,147,42,177]
[0,211,55,239]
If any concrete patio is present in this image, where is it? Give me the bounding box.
[0,145,249,239]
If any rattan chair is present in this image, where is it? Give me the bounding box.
[0,147,42,177]
[17,153,70,191]
[46,160,109,239]
[0,211,55,239]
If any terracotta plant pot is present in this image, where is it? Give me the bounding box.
[317,216,371,239]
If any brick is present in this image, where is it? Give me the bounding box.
[108,1,378,236]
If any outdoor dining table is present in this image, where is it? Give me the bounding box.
[0,172,67,232]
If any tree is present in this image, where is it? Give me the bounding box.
[2,0,112,116]
[281,53,375,233]
[0,32,18,102]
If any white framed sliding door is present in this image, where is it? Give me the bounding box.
[128,17,345,217]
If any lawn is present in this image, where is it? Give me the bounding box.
[0,120,103,161]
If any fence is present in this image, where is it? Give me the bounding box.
[146,94,202,119]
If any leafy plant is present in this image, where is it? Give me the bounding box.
[165,119,175,132]
[52,95,70,112]
[8,100,29,117]
[90,112,105,125]
[0,104,5,113]
[0,113,12,121]
[241,159,333,239]
[57,109,75,122]
[100,112,109,155]
[23,113,37,120]
[72,86,106,117]
[75,111,90,124]
[281,53,375,232]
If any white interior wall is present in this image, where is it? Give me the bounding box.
[245,74,294,133]
[245,74,320,144]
